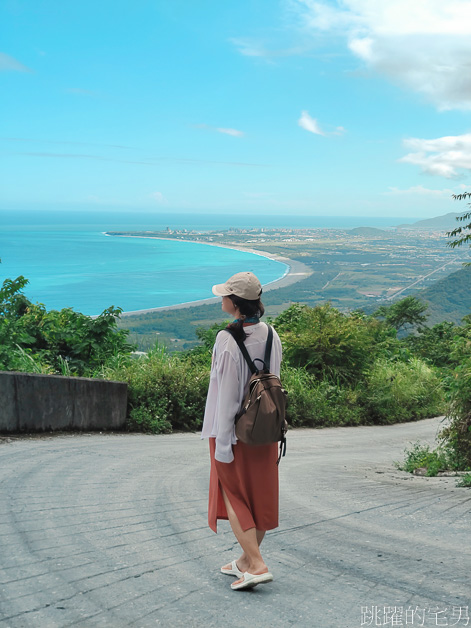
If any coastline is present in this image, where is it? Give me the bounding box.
[108,233,313,317]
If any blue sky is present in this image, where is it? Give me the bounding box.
[1,0,471,218]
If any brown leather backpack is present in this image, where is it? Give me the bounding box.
[225,325,288,463]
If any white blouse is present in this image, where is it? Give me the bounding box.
[201,322,282,463]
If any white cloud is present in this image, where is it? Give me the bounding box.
[194,123,245,137]
[150,191,167,204]
[292,0,471,110]
[216,127,245,137]
[0,52,31,72]
[386,185,454,196]
[399,133,471,178]
[298,110,325,135]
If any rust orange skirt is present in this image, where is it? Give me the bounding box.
[208,437,279,533]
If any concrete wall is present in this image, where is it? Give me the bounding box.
[0,371,128,433]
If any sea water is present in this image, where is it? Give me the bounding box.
[0,210,415,315]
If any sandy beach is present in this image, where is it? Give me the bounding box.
[110,234,312,317]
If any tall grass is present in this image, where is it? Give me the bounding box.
[364,358,445,424]
[282,365,364,427]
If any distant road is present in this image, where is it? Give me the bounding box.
[1,417,469,627]
[321,271,343,290]
[385,257,462,301]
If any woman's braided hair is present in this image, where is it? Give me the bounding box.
[226,293,265,342]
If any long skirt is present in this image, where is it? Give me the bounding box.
[208,437,279,533]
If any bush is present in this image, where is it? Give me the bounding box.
[363,357,445,424]
[395,441,452,476]
[456,473,471,487]
[274,303,396,384]
[405,321,463,370]
[282,364,364,428]
[104,345,210,433]
[0,275,135,376]
[181,321,228,368]
[439,333,471,469]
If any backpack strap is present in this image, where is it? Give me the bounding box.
[224,324,273,374]
[263,325,273,373]
[224,328,257,375]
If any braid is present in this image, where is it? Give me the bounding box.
[226,294,264,342]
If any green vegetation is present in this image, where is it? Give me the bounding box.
[440,321,471,470]
[112,300,446,433]
[273,302,393,383]
[100,346,210,434]
[447,192,471,254]
[373,295,428,332]
[456,474,471,488]
[419,265,471,326]
[364,358,443,424]
[2,269,470,479]
[396,313,471,481]
[395,442,453,477]
[0,275,134,376]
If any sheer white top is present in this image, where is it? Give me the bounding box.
[201,322,282,463]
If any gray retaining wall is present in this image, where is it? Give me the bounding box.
[0,371,128,433]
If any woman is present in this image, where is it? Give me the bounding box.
[201,271,282,591]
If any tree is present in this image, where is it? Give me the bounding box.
[447,192,471,257]
[373,296,428,333]
[406,321,459,368]
[0,274,135,374]
[273,302,395,383]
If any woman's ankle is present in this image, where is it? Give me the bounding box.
[237,555,250,570]
[247,559,268,574]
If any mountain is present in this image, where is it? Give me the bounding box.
[396,212,462,230]
[349,227,389,236]
[420,265,471,325]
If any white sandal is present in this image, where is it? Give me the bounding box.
[231,570,274,591]
[220,560,244,577]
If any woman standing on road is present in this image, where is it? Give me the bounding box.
[201,271,283,591]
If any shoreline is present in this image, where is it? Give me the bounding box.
[107,233,313,317]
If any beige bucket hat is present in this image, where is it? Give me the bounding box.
[212,271,262,300]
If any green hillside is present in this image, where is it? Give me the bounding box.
[420,265,471,325]
[349,227,390,236]
[396,212,461,230]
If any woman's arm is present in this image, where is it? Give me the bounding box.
[214,349,240,463]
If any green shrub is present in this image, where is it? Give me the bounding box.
[399,320,471,475]
[274,303,397,384]
[282,364,364,428]
[456,473,471,488]
[439,336,471,469]
[363,357,445,424]
[395,441,451,476]
[405,321,461,369]
[181,321,228,369]
[104,345,210,433]
[8,345,54,374]
[0,275,135,375]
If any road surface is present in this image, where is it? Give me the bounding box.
[0,416,469,628]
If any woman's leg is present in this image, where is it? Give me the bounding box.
[220,488,268,576]
[222,529,266,573]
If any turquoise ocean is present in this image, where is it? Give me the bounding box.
[0,210,413,316]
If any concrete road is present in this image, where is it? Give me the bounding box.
[0,417,469,628]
